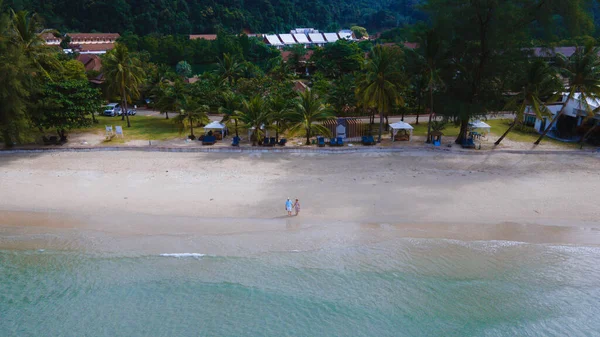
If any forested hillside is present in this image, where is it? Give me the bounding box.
[1,0,424,35]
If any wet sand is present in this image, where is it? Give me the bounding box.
[0,151,599,253]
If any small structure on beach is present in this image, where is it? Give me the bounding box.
[389,121,414,141]
[469,120,491,138]
[322,118,366,142]
[204,121,227,140]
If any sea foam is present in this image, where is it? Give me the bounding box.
[159,253,206,258]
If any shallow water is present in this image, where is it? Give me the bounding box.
[2,238,600,337]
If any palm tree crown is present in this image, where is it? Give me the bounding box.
[290,90,335,145]
[102,43,145,127]
[358,45,404,142]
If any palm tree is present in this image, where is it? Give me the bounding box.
[496,59,560,145]
[216,53,244,86]
[173,95,209,139]
[219,90,240,137]
[358,45,404,143]
[535,44,600,145]
[8,10,59,76]
[236,96,271,146]
[289,90,335,145]
[269,95,295,142]
[102,43,145,127]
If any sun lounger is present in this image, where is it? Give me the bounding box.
[278,138,287,146]
[232,136,240,146]
[362,136,375,145]
[202,135,216,145]
[461,137,476,149]
[336,137,344,146]
[329,138,337,146]
[317,137,325,147]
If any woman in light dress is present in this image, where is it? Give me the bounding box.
[293,199,300,216]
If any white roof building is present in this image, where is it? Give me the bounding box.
[338,30,353,40]
[265,34,283,46]
[323,33,339,43]
[293,33,310,44]
[279,34,296,45]
[308,33,326,44]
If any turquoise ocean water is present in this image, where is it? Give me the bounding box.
[2,239,600,337]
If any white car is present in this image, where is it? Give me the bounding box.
[103,103,120,117]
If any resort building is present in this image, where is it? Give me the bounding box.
[526,93,600,142]
[43,33,120,54]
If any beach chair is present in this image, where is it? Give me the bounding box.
[461,137,476,149]
[278,138,287,146]
[336,137,344,146]
[329,138,337,146]
[270,137,276,147]
[232,136,240,146]
[263,138,272,147]
[202,135,216,145]
[317,137,325,147]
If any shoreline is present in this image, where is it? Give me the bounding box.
[1,150,599,253]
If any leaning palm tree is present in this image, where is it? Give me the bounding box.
[289,90,335,145]
[173,95,209,139]
[219,90,241,137]
[358,45,404,142]
[102,43,145,127]
[269,95,295,142]
[216,53,244,87]
[496,59,561,145]
[236,96,271,146]
[535,43,600,145]
[8,10,60,76]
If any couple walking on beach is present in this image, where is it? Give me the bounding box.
[286,198,300,216]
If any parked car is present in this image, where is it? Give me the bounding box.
[103,103,120,117]
[117,108,136,116]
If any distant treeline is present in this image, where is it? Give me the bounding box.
[2,0,425,35]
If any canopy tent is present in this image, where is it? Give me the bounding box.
[389,121,414,141]
[204,121,227,139]
[469,121,491,135]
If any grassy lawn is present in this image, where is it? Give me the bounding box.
[485,119,577,148]
[411,121,461,137]
[88,115,182,141]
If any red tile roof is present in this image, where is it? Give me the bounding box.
[71,43,115,52]
[189,34,217,41]
[68,33,120,40]
[281,50,314,62]
[76,54,102,72]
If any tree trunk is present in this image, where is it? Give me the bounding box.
[234,119,239,137]
[121,89,131,127]
[2,129,12,147]
[165,111,169,119]
[495,118,517,145]
[401,111,405,121]
[416,96,421,125]
[306,127,310,145]
[276,122,279,142]
[385,115,389,131]
[579,119,599,149]
[534,98,569,145]
[426,85,434,144]
[378,111,383,143]
[189,115,194,137]
[91,111,97,124]
[455,119,469,144]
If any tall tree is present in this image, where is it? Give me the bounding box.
[357,45,404,142]
[102,43,145,127]
[216,53,244,86]
[219,90,241,137]
[236,96,271,146]
[173,95,209,140]
[496,59,560,145]
[290,90,335,145]
[269,94,294,142]
[534,44,600,145]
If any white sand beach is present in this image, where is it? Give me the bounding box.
[0,150,599,253]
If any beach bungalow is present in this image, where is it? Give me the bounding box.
[526,93,600,142]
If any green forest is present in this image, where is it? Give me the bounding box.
[2,0,425,35]
[2,0,600,148]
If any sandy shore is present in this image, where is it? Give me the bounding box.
[1,150,599,252]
